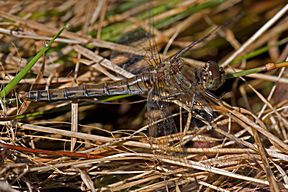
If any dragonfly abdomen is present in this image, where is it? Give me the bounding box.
[25,73,154,101]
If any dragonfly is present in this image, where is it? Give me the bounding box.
[23,27,226,137]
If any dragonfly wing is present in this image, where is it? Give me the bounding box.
[110,2,166,75]
[110,29,149,75]
[147,88,177,137]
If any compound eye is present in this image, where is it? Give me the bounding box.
[202,61,225,90]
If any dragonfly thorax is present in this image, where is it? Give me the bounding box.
[169,58,184,75]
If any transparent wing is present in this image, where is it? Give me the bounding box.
[110,28,149,75]
[109,2,165,76]
[147,88,177,137]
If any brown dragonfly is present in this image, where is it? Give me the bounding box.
[24,26,225,137]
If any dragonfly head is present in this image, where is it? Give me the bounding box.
[200,61,225,90]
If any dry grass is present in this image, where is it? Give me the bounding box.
[0,1,288,191]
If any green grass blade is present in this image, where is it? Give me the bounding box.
[0,26,66,99]
[232,36,288,64]
[225,62,288,79]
